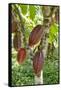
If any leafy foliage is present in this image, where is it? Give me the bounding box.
[29,6,36,20]
[43,48,59,84]
[20,5,27,15]
[48,23,58,46]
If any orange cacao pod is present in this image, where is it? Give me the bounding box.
[17,48,26,64]
[33,50,44,77]
[29,25,44,46]
[13,32,21,51]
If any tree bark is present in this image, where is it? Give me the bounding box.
[34,27,49,85]
[34,6,58,85]
[35,70,43,84]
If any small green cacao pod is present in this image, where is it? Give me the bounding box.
[33,50,44,77]
[13,32,21,51]
[29,25,44,47]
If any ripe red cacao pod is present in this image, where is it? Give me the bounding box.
[29,25,44,46]
[33,50,44,77]
[17,48,26,64]
[13,32,21,51]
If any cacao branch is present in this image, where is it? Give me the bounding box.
[14,4,27,46]
[14,5,34,58]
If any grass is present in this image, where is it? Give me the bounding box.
[11,48,59,86]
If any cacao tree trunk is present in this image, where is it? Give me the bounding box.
[34,27,49,84]
[34,6,58,85]
[35,70,43,84]
[34,15,50,85]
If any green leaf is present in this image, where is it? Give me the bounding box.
[50,23,58,35]
[48,23,58,44]
[29,5,36,20]
[25,29,30,38]
[20,5,27,15]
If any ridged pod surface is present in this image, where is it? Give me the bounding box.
[33,50,44,77]
[17,48,26,64]
[13,32,21,51]
[29,25,44,46]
